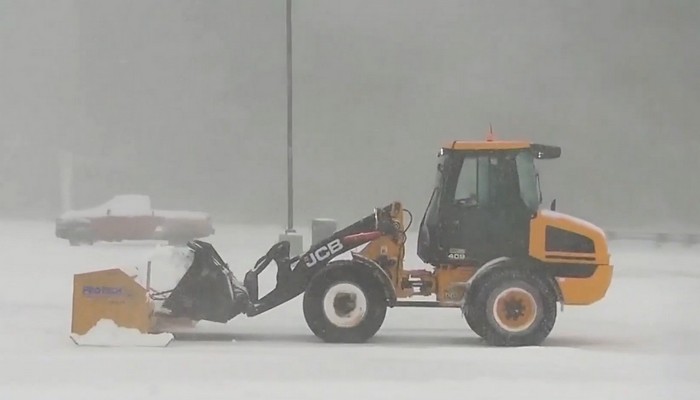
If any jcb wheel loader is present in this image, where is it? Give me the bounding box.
[71,138,613,347]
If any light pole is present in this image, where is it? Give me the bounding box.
[286,0,293,234]
[280,0,303,256]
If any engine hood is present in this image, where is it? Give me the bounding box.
[529,209,610,265]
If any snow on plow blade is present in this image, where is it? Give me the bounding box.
[70,240,250,346]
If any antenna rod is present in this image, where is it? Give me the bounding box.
[487,123,495,141]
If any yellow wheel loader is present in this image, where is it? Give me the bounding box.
[70,138,613,347]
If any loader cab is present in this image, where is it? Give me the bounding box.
[417,141,560,266]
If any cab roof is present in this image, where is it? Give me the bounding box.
[442,140,530,151]
[441,140,561,159]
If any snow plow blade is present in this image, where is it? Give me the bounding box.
[70,240,250,346]
[70,268,173,347]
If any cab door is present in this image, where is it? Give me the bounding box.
[439,153,494,264]
[417,151,489,265]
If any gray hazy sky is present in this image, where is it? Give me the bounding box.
[1,0,698,231]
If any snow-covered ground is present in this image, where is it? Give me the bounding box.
[0,220,698,399]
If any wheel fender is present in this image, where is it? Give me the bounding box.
[306,254,397,306]
[462,257,563,311]
[463,256,513,303]
[350,253,397,306]
[543,273,564,305]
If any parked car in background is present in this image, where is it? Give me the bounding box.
[55,194,214,246]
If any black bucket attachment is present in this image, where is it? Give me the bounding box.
[160,240,250,323]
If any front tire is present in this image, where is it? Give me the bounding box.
[303,264,387,343]
[465,267,557,346]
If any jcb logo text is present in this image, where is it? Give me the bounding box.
[306,239,343,267]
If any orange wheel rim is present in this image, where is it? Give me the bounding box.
[492,287,537,333]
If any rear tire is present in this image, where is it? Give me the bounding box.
[303,263,387,343]
[465,267,556,346]
[465,308,487,339]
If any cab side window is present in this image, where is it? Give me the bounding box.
[453,157,479,206]
[489,155,521,208]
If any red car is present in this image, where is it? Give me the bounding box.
[55,194,214,246]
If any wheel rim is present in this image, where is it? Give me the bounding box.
[492,287,538,333]
[322,282,368,328]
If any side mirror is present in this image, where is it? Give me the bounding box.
[550,199,557,211]
[531,144,561,159]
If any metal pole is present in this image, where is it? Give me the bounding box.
[286,0,294,233]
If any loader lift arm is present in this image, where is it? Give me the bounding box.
[242,204,400,316]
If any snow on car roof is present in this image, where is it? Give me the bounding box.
[60,194,152,219]
[59,194,210,220]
